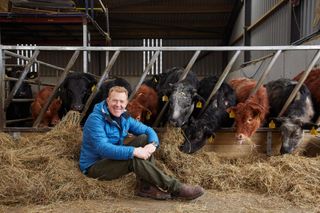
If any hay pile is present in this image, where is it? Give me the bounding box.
[1,112,320,208]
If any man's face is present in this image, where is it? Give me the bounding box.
[107,91,128,117]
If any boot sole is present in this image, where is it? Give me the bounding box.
[136,191,172,200]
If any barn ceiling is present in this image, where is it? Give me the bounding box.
[0,0,242,45]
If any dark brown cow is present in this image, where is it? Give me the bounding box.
[31,86,62,127]
[227,78,269,143]
[127,84,158,125]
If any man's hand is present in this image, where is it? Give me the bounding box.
[133,147,151,160]
[144,143,156,154]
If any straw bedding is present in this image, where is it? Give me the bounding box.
[1,111,320,208]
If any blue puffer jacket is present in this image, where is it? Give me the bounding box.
[79,101,159,173]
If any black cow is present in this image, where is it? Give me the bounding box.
[265,78,317,154]
[180,76,236,154]
[59,72,97,117]
[5,66,33,126]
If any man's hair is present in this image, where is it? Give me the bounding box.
[108,86,128,97]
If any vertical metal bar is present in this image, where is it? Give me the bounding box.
[80,50,121,121]
[279,50,320,116]
[160,39,163,73]
[153,50,201,127]
[33,51,80,127]
[250,50,282,96]
[143,39,146,70]
[267,131,273,156]
[199,50,241,117]
[0,47,5,130]
[5,50,40,109]
[83,18,88,73]
[129,51,160,101]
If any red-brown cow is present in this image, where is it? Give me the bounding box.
[31,86,62,127]
[294,68,320,124]
[127,84,158,125]
[227,78,269,143]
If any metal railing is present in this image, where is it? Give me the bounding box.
[1,45,320,132]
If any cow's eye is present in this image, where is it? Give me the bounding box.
[247,118,253,123]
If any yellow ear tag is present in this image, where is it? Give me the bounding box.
[229,110,235,118]
[310,127,318,136]
[91,85,97,92]
[269,120,276,129]
[196,101,202,108]
[162,95,168,102]
[146,112,152,120]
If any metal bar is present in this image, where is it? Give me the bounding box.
[267,131,273,156]
[6,117,33,124]
[129,51,160,101]
[250,50,282,96]
[4,50,40,110]
[180,50,201,81]
[153,50,201,127]
[33,50,80,127]
[279,50,320,116]
[3,45,320,51]
[80,50,121,121]
[83,18,88,73]
[5,77,55,87]
[11,98,34,102]
[199,50,241,117]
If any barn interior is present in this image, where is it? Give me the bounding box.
[1,1,320,211]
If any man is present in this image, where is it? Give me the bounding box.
[79,86,204,200]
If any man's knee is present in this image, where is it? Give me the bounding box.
[129,134,148,147]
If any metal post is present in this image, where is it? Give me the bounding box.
[80,50,121,121]
[33,51,80,127]
[279,50,320,116]
[83,18,88,73]
[199,50,241,117]
[129,51,160,101]
[250,50,282,96]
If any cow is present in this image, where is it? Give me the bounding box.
[265,78,317,154]
[5,66,33,126]
[58,72,97,118]
[180,76,237,154]
[227,78,269,144]
[293,68,320,124]
[127,84,158,125]
[31,86,62,127]
[155,67,199,127]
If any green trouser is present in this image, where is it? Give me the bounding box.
[87,134,182,193]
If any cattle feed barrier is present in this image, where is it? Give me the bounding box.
[1,45,320,156]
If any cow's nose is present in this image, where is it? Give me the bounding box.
[71,104,83,111]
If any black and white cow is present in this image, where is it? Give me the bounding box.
[265,78,317,154]
[6,66,33,126]
[155,67,199,127]
[180,76,237,154]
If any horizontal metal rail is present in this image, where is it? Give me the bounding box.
[2,45,320,51]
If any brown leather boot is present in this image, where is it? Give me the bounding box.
[135,181,171,200]
[172,184,205,200]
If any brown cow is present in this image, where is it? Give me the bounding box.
[31,86,62,127]
[227,78,269,143]
[127,84,158,125]
[294,68,320,124]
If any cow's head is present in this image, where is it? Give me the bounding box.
[180,117,214,154]
[169,83,201,127]
[6,68,33,99]
[272,117,318,154]
[127,101,152,123]
[61,73,96,112]
[228,101,266,144]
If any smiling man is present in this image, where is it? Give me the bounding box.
[79,86,204,200]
